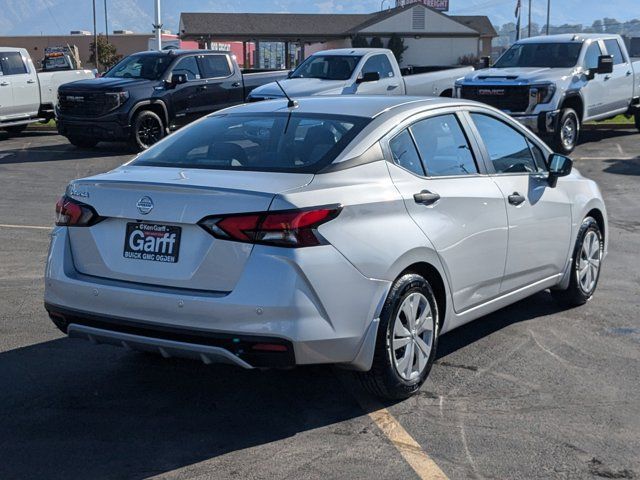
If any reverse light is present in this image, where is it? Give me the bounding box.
[55,196,102,227]
[199,206,342,248]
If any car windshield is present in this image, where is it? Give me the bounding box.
[290,55,361,80]
[104,54,172,80]
[131,112,371,173]
[494,43,583,68]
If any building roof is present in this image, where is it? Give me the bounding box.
[450,16,498,38]
[180,5,496,40]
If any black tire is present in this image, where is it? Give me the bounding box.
[635,111,640,133]
[131,110,165,151]
[551,217,603,307]
[358,273,439,400]
[3,124,28,135]
[68,136,98,148]
[551,108,580,155]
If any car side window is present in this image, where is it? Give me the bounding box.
[0,52,27,75]
[199,55,232,78]
[389,129,425,176]
[604,39,625,65]
[173,56,200,81]
[361,54,395,78]
[470,113,541,174]
[410,114,478,176]
[584,42,602,70]
[528,140,548,171]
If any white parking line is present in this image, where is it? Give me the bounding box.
[352,389,449,480]
[575,156,637,161]
[0,224,51,231]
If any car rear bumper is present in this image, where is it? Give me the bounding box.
[44,227,390,370]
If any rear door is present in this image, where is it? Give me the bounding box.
[581,40,608,118]
[602,38,635,113]
[385,110,509,312]
[467,111,572,293]
[0,59,14,119]
[197,54,244,113]
[0,51,39,118]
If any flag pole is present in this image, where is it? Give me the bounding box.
[515,0,522,41]
[528,0,532,37]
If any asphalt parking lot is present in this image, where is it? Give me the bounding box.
[0,129,639,480]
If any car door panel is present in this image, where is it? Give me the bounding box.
[468,111,572,292]
[602,38,635,113]
[386,112,509,313]
[0,51,38,118]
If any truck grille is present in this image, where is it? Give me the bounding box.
[58,91,114,117]
[461,86,530,112]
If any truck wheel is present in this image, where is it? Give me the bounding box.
[357,273,439,400]
[551,217,603,307]
[635,111,640,133]
[68,136,98,148]
[3,125,28,135]
[131,110,165,151]
[552,108,580,155]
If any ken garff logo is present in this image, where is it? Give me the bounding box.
[136,196,154,215]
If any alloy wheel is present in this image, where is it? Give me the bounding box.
[390,292,434,381]
[578,230,601,294]
[138,117,163,147]
[560,115,577,150]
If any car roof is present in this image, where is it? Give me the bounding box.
[311,48,391,56]
[517,33,621,44]
[218,96,478,119]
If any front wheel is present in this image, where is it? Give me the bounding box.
[358,273,439,400]
[551,217,603,307]
[551,108,580,155]
[131,110,165,151]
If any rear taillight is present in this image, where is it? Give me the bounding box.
[55,195,102,227]
[199,206,341,248]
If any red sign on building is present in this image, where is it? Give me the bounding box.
[395,0,450,11]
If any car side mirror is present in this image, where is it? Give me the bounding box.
[356,71,380,84]
[596,55,614,74]
[548,153,572,187]
[168,73,187,88]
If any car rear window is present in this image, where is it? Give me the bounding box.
[132,113,371,173]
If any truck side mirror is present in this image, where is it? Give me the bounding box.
[168,73,187,87]
[548,154,572,188]
[596,55,614,75]
[480,56,491,69]
[356,72,380,84]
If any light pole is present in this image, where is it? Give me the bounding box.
[546,0,551,35]
[92,0,99,71]
[104,0,109,42]
[528,0,532,38]
[153,0,162,51]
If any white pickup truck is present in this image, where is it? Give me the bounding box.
[247,48,473,102]
[0,47,95,135]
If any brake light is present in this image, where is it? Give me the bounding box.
[199,206,341,248]
[55,196,102,227]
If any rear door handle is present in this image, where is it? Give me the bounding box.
[604,74,611,81]
[626,71,632,76]
[413,190,440,206]
[508,192,526,206]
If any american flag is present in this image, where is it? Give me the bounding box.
[515,0,521,18]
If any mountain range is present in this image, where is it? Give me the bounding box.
[0,0,637,36]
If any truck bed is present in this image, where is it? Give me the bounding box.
[402,65,474,97]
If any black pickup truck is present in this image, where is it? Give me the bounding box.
[57,50,288,150]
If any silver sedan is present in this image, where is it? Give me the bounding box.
[45,96,607,399]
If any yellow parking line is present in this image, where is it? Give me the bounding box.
[352,390,449,480]
[0,224,51,230]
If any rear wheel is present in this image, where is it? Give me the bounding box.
[551,217,603,307]
[635,111,640,133]
[551,108,580,155]
[131,110,165,151]
[68,136,98,148]
[3,124,28,135]
[358,273,439,400]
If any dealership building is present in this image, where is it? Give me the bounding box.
[179,3,496,69]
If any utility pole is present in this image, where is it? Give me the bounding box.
[528,0,532,37]
[546,0,551,35]
[153,0,162,51]
[92,0,99,71]
[104,0,109,42]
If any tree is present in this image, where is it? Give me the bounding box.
[387,34,408,64]
[370,36,384,49]
[89,34,122,71]
[351,35,369,48]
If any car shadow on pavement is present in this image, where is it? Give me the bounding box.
[0,337,364,479]
[579,128,638,144]
[602,158,640,176]
[0,137,132,165]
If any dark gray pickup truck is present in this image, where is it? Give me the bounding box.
[57,50,288,150]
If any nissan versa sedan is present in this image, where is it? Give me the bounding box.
[45,96,607,399]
